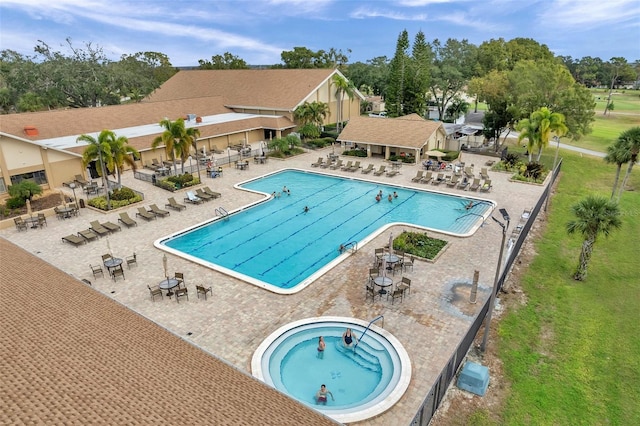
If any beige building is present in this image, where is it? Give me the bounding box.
[0,69,363,199]
[336,114,447,163]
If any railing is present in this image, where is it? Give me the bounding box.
[354,315,384,353]
[410,159,563,426]
[215,207,229,219]
[341,241,358,253]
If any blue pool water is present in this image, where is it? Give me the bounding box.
[252,318,409,423]
[160,169,493,292]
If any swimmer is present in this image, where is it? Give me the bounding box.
[338,244,346,253]
[388,194,393,202]
[304,206,309,213]
[393,191,398,198]
[378,190,383,197]
[375,195,381,203]
[272,191,276,198]
[465,201,474,210]
[316,384,334,405]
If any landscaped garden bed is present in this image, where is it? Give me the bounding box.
[393,230,449,262]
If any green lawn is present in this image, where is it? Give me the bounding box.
[496,152,640,425]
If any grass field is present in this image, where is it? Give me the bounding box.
[496,151,640,425]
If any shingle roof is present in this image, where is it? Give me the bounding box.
[0,237,337,426]
[144,69,338,110]
[337,114,445,150]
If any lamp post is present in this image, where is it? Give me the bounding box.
[69,182,79,210]
[481,209,510,353]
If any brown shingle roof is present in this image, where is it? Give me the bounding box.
[337,114,445,150]
[144,69,338,110]
[0,237,337,426]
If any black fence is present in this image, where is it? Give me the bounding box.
[411,159,563,425]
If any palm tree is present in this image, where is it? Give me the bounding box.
[331,73,356,132]
[105,132,139,189]
[604,137,631,200]
[615,126,640,202]
[294,101,329,127]
[77,130,115,210]
[566,195,622,281]
[152,118,191,176]
[517,107,568,162]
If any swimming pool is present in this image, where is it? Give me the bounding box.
[251,317,411,423]
[157,169,494,294]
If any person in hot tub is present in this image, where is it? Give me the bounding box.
[316,384,334,405]
[342,328,357,349]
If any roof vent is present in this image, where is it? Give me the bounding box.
[196,116,203,123]
[186,113,196,121]
[24,126,39,136]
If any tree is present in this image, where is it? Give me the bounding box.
[615,127,640,202]
[566,196,622,281]
[517,107,568,162]
[152,118,192,175]
[104,132,139,188]
[403,31,431,117]
[331,73,356,131]
[603,57,635,115]
[279,47,349,69]
[344,56,390,98]
[77,130,116,210]
[198,52,249,69]
[604,137,632,199]
[294,101,329,127]
[386,30,410,117]
[112,52,176,102]
[8,180,43,202]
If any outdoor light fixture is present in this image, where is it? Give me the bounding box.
[481,209,510,353]
[68,182,79,210]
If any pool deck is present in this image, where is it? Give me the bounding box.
[3,148,544,425]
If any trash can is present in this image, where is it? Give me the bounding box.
[152,174,157,185]
[79,199,86,208]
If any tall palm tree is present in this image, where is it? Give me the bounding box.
[77,130,115,210]
[105,132,139,189]
[615,126,640,202]
[566,195,622,281]
[604,137,631,200]
[331,73,356,132]
[294,101,329,127]
[152,118,191,175]
[517,107,568,162]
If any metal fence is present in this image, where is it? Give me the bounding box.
[411,159,563,426]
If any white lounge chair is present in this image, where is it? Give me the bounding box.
[185,191,203,204]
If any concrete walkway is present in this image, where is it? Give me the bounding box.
[2,149,545,425]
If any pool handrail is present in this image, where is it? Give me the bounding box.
[341,241,358,253]
[355,315,384,353]
[215,206,229,219]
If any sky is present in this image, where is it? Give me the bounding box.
[1,0,639,67]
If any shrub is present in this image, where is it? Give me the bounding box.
[306,138,331,149]
[389,154,415,163]
[522,161,545,181]
[5,196,26,209]
[320,130,339,139]
[393,231,447,260]
[158,174,199,191]
[87,193,143,210]
[111,187,136,201]
[8,180,42,201]
[343,149,368,157]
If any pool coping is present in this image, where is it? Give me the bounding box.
[250,316,412,424]
[154,168,496,295]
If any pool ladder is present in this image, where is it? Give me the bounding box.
[354,315,384,353]
[340,241,358,253]
[215,207,229,220]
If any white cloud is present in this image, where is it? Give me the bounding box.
[540,0,640,28]
[350,7,428,21]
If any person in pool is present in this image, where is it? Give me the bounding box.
[316,384,334,405]
[317,336,326,358]
[342,328,357,349]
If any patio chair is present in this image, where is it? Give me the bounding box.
[174,272,185,287]
[464,167,475,179]
[457,177,470,190]
[37,213,47,228]
[411,170,424,182]
[431,173,445,185]
[195,189,213,201]
[373,165,386,176]
[78,229,99,242]
[420,171,433,184]
[447,175,460,187]
[166,197,187,211]
[403,255,414,272]
[469,178,481,191]
[311,157,324,167]
[184,191,203,204]
[90,264,104,279]
[349,161,361,172]
[386,169,399,177]
[62,234,86,246]
[175,287,188,303]
[388,286,404,304]
[479,179,492,192]
[126,253,137,269]
[330,159,345,170]
[368,268,380,285]
[90,220,111,237]
[81,279,92,286]
[111,265,125,282]
[74,174,89,187]
[101,221,121,232]
[118,212,137,227]
[149,204,170,217]
[480,168,490,180]
[398,276,412,296]
[102,253,113,264]
[14,217,28,232]
[196,285,213,300]
[151,158,162,169]
[365,283,378,302]
[148,285,163,301]
[136,207,156,221]
[361,164,374,174]
[203,186,221,199]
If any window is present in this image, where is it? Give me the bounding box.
[10,170,48,185]
[0,177,6,193]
